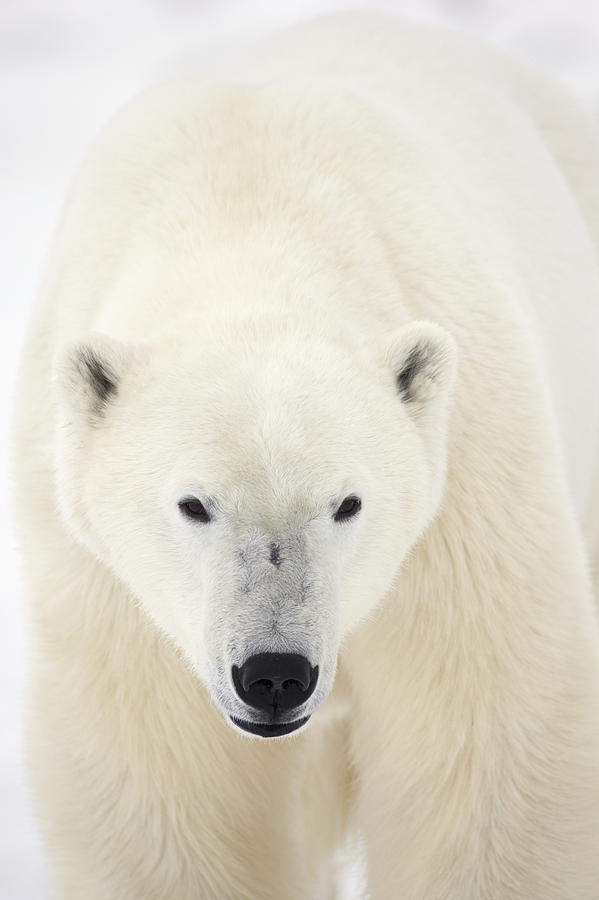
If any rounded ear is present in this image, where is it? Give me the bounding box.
[53,333,131,423]
[383,321,457,519]
[384,320,457,415]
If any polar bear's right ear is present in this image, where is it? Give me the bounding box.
[52,333,131,423]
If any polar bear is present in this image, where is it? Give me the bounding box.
[13,12,599,900]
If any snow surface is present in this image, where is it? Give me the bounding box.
[2,1,599,897]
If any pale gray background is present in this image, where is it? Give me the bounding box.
[2,1,599,897]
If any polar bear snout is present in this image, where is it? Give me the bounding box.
[228,653,321,738]
[232,652,319,716]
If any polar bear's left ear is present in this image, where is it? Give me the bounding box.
[385,321,457,415]
[53,333,131,423]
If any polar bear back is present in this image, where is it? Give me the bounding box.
[32,14,599,518]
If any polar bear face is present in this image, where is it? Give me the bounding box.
[53,320,456,737]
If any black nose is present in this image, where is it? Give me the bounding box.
[232,653,319,716]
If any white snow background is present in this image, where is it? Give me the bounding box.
[2,1,599,897]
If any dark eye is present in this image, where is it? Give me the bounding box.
[334,495,361,522]
[179,498,210,523]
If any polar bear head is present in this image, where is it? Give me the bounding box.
[53,319,456,738]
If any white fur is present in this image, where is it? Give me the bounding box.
[13,13,599,899]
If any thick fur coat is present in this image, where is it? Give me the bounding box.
[13,13,599,899]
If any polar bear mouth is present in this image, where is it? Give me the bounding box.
[230,715,310,737]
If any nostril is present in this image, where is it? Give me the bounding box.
[232,652,318,716]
